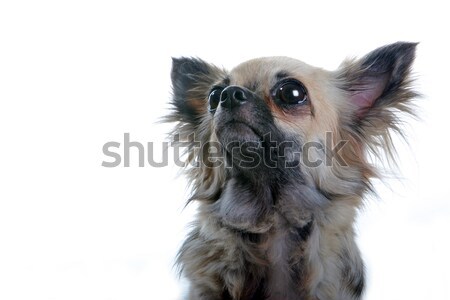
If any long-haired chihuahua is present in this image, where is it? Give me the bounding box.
[166,42,418,300]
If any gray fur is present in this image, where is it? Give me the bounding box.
[167,42,418,299]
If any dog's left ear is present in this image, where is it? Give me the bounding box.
[337,42,418,124]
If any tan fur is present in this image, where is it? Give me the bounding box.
[168,43,418,299]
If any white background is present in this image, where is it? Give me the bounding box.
[1,1,449,299]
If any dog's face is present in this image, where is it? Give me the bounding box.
[168,43,417,201]
[210,58,338,172]
[213,57,329,140]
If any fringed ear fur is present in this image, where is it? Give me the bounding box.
[338,42,418,119]
[335,42,419,173]
[169,57,226,126]
[168,57,227,203]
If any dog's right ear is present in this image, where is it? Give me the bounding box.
[170,57,226,126]
[169,58,226,203]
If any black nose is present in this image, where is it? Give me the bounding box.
[220,86,248,109]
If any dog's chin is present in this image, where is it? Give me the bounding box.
[216,121,262,146]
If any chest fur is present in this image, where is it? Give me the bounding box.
[263,214,313,300]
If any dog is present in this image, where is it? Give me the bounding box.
[166,42,418,300]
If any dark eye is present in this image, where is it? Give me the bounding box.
[208,87,223,113]
[272,79,308,105]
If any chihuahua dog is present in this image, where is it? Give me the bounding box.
[167,42,417,300]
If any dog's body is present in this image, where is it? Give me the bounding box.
[167,42,418,300]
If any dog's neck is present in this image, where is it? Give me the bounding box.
[216,165,329,232]
[209,168,339,299]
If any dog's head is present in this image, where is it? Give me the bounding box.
[168,42,418,203]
